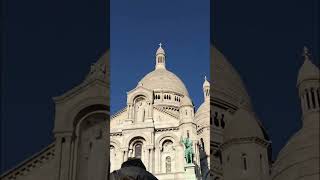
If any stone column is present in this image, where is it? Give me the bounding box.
[124,150,128,162]
[54,136,63,180]
[55,135,72,180]
[155,147,161,173]
[148,103,153,119]
[145,148,149,171]
[151,148,155,173]
[71,137,79,180]
[121,150,125,163]
[127,105,131,119]
[63,136,72,180]
[148,148,152,171]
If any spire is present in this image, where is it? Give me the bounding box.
[203,76,210,87]
[203,75,210,101]
[155,43,166,69]
[302,46,311,62]
[297,46,320,85]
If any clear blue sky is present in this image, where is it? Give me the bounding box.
[110,0,210,114]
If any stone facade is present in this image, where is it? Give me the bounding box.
[1,45,319,180]
[110,44,210,180]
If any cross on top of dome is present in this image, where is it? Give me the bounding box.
[302,46,311,61]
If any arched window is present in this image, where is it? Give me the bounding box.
[220,114,225,129]
[166,156,171,173]
[214,112,220,127]
[242,153,247,171]
[134,143,142,158]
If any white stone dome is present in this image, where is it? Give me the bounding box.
[211,47,252,110]
[181,96,193,106]
[223,109,265,142]
[195,101,209,120]
[139,68,189,96]
[272,126,319,180]
[297,58,320,86]
[156,46,165,55]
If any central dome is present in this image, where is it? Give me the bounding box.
[211,47,252,110]
[139,69,189,96]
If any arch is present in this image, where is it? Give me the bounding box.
[133,95,147,104]
[155,133,179,149]
[73,104,108,128]
[128,136,146,159]
[127,91,152,104]
[128,137,146,148]
[59,96,109,132]
[126,133,150,147]
[110,138,121,149]
[75,111,108,137]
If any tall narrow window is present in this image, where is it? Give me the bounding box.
[306,89,311,110]
[311,88,316,109]
[242,154,247,171]
[214,112,220,127]
[166,156,171,173]
[200,138,205,150]
[259,154,263,174]
[220,114,225,129]
[135,143,142,158]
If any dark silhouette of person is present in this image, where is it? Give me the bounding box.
[109,158,158,180]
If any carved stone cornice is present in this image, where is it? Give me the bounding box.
[155,127,179,132]
[220,137,270,150]
[110,132,123,137]
[0,143,55,180]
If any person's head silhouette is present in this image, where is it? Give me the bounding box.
[109,158,158,180]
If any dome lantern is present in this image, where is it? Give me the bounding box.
[297,46,320,125]
[155,43,166,69]
[203,76,210,102]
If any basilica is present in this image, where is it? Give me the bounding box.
[1,44,319,180]
[110,44,210,180]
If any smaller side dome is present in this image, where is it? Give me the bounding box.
[224,109,265,142]
[297,47,320,86]
[181,96,193,107]
[195,101,209,119]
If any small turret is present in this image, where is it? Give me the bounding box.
[297,47,320,126]
[203,76,210,102]
[155,43,166,69]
